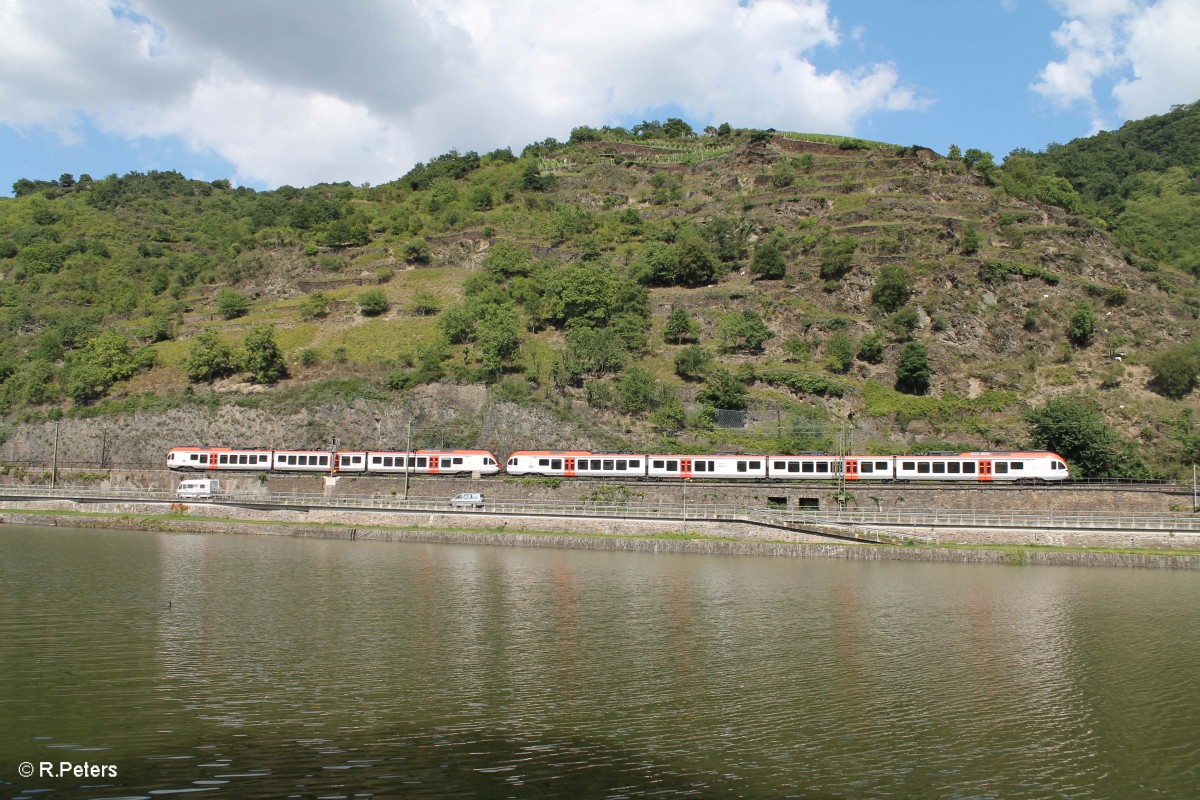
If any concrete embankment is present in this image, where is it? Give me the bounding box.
[2,500,1198,570]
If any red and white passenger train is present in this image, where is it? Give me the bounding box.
[168,446,1069,483]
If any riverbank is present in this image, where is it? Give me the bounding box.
[2,502,1198,570]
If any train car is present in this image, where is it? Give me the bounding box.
[271,449,335,472]
[365,449,501,476]
[505,450,647,478]
[767,455,897,480]
[893,451,1068,482]
[167,447,273,471]
[647,454,768,480]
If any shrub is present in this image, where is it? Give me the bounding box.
[1067,301,1097,347]
[357,289,390,316]
[215,288,249,320]
[870,264,913,312]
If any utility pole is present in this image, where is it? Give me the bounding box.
[51,422,59,488]
[403,419,413,500]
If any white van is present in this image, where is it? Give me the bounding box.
[176,479,220,499]
[449,492,484,508]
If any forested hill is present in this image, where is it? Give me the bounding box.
[1,117,1198,478]
[1016,100,1200,275]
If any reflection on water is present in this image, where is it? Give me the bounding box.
[1,526,1198,799]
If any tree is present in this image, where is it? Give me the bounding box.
[663,308,699,344]
[215,288,249,320]
[243,324,288,384]
[750,237,787,280]
[184,329,240,383]
[947,144,962,160]
[357,288,390,316]
[1067,301,1097,347]
[673,229,720,286]
[438,303,477,344]
[718,310,772,352]
[1027,397,1149,478]
[697,367,747,410]
[476,305,522,377]
[484,240,533,278]
[895,341,931,394]
[661,117,695,138]
[870,264,914,312]
[616,366,657,413]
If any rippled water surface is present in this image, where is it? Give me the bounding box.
[1,525,1198,799]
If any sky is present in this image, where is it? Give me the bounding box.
[1,0,1198,196]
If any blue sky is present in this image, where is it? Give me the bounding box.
[1,0,1198,196]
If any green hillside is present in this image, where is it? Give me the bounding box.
[1,118,1198,477]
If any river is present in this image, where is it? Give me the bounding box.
[1,525,1197,799]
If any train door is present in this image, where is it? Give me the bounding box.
[680,458,693,479]
[978,460,992,482]
[845,459,858,481]
[204,451,216,470]
[564,457,576,477]
[429,455,440,475]
[331,452,340,474]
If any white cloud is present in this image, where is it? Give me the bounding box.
[0,0,925,187]
[1032,0,1200,128]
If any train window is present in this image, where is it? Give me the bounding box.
[902,461,915,471]
[802,462,814,473]
[287,455,297,465]
[917,462,930,473]
[538,458,549,467]
[219,455,228,464]
[372,456,381,465]
[551,459,562,470]
[774,461,785,470]
[417,458,427,468]
[749,461,762,470]
[453,458,463,465]
[933,462,946,474]
[737,461,747,472]
[861,462,873,473]
[653,460,664,469]
[1010,462,1023,470]
[200,454,208,464]
[320,456,328,466]
[995,462,1008,474]
[963,462,976,473]
[667,460,678,471]
[783,462,796,473]
[384,457,394,467]
[948,463,961,474]
[189,453,199,462]
[278,455,287,463]
[695,461,707,472]
[617,460,627,470]
[629,460,640,469]
[875,461,888,470]
[603,459,614,470]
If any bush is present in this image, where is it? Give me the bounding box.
[674,345,712,380]
[1067,301,1097,347]
[1148,344,1200,399]
[299,291,331,320]
[215,288,249,320]
[357,289,390,316]
[870,264,913,312]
